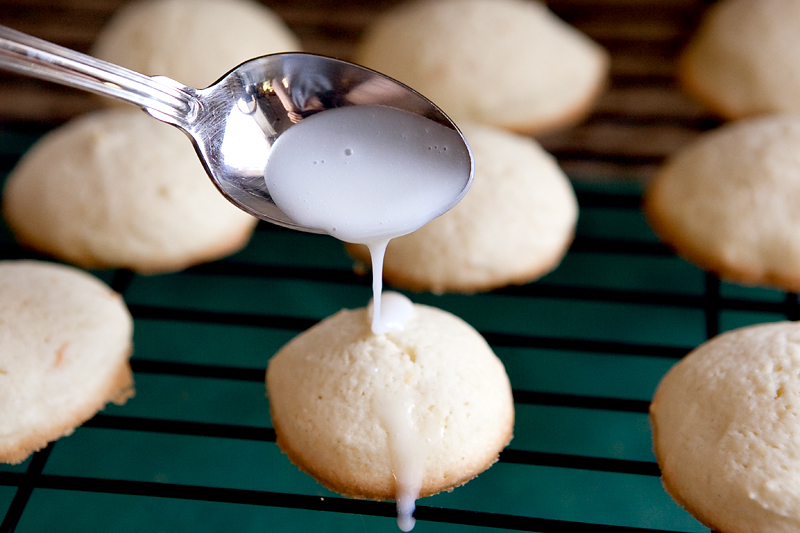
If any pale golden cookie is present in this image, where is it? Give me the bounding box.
[346,123,578,294]
[91,0,300,90]
[354,0,609,135]
[680,0,800,119]
[0,260,134,464]
[643,114,800,292]
[266,301,514,500]
[2,108,257,274]
[651,321,800,533]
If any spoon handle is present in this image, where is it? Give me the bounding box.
[0,25,197,127]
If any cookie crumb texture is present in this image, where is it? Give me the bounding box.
[0,260,134,464]
[266,304,514,500]
[651,321,800,533]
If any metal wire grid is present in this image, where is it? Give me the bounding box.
[0,175,795,532]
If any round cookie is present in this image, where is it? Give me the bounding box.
[679,0,800,119]
[354,0,609,135]
[643,114,800,292]
[2,108,258,274]
[346,123,578,294]
[650,321,800,533]
[0,260,134,464]
[91,0,300,90]
[266,298,514,502]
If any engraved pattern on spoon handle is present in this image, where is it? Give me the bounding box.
[0,25,197,127]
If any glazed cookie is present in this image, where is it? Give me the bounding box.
[91,0,300,90]
[2,108,257,274]
[643,114,800,292]
[651,321,800,533]
[0,260,134,464]
[346,122,578,294]
[266,294,514,526]
[354,0,609,135]
[680,0,800,119]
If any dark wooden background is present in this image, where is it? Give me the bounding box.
[0,0,720,182]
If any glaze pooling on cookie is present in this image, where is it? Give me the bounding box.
[374,387,430,531]
[368,291,415,335]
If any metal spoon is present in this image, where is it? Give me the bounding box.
[0,25,473,233]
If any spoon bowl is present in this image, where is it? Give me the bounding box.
[0,26,473,233]
[175,53,471,231]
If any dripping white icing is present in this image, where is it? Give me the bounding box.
[369,292,429,530]
[368,240,390,334]
[368,291,415,335]
[264,104,470,530]
[374,390,427,532]
[263,104,470,334]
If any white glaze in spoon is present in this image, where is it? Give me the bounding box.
[264,104,470,334]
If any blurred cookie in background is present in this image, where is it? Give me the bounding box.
[680,0,800,119]
[355,0,609,135]
[2,108,258,274]
[643,114,800,292]
[91,0,300,90]
[346,122,578,294]
[651,321,800,533]
[267,296,514,520]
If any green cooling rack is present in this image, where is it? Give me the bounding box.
[2,145,794,531]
